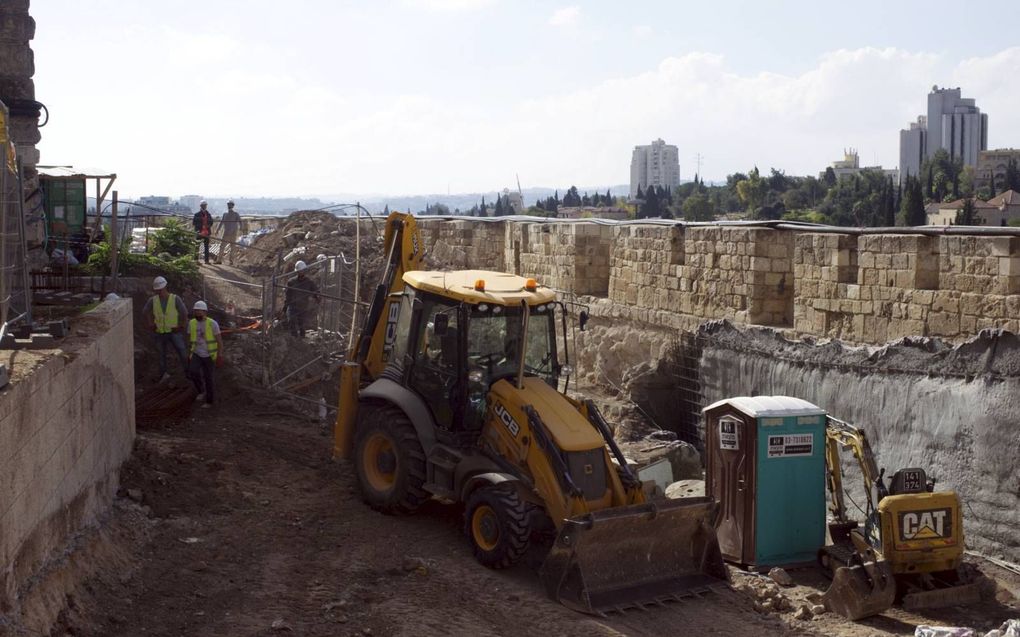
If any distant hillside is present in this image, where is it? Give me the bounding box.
[328,185,630,214]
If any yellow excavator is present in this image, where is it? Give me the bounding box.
[820,416,982,620]
[333,212,728,614]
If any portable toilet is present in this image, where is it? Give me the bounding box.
[703,396,827,570]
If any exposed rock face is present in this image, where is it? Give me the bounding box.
[700,322,1020,564]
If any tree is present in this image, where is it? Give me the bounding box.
[479,196,487,216]
[882,177,896,226]
[898,176,926,226]
[563,186,582,207]
[682,193,715,221]
[921,149,962,202]
[1007,158,1020,192]
[955,198,978,225]
[638,186,661,218]
[768,168,789,192]
[782,188,809,211]
[822,167,837,188]
[736,167,767,215]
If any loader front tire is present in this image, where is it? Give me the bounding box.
[464,485,530,569]
[354,403,428,514]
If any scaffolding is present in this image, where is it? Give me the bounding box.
[0,101,33,345]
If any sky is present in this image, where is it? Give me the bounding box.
[30,0,1020,199]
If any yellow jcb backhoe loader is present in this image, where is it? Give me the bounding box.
[333,212,729,614]
[820,416,982,620]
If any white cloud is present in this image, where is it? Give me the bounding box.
[34,29,1020,197]
[511,47,952,185]
[401,0,495,11]
[631,24,653,38]
[549,6,580,27]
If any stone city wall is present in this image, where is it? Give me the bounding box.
[418,218,1020,344]
[0,299,135,614]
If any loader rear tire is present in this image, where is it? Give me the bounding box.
[354,403,428,514]
[464,485,530,569]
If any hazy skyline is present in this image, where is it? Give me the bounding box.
[31,1,1020,198]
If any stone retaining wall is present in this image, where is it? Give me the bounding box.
[417,217,1020,344]
[0,299,135,614]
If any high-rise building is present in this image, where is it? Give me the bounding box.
[630,139,680,198]
[899,87,988,183]
[926,86,987,167]
[899,116,927,182]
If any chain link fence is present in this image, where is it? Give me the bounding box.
[257,253,361,407]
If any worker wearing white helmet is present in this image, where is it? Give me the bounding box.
[142,275,188,383]
[284,259,320,339]
[217,200,242,265]
[187,299,223,408]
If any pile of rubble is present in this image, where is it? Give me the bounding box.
[235,211,385,296]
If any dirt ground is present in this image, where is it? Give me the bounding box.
[55,404,1018,637]
[44,220,1020,637]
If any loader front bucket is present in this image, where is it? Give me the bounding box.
[822,558,896,620]
[539,497,729,615]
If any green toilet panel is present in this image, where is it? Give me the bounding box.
[753,414,826,566]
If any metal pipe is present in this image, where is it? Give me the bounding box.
[349,202,362,358]
[109,191,120,293]
[0,124,8,330]
[516,299,529,390]
[772,222,1020,237]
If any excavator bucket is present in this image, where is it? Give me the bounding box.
[539,497,729,615]
[822,558,897,620]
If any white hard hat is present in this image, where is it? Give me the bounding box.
[294,260,307,271]
[152,276,168,290]
[193,300,208,311]
[200,200,208,206]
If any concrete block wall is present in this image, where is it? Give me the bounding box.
[0,299,135,613]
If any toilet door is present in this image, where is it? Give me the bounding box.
[712,414,752,564]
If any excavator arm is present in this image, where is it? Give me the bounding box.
[823,417,886,523]
[333,212,423,459]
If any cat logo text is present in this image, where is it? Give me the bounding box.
[899,507,952,541]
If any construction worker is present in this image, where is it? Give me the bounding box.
[192,200,213,264]
[217,200,242,265]
[283,260,319,339]
[187,300,223,408]
[142,276,188,383]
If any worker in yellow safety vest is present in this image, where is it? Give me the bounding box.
[143,275,188,383]
[187,300,223,408]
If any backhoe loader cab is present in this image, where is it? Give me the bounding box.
[334,213,727,615]
[384,271,565,435]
